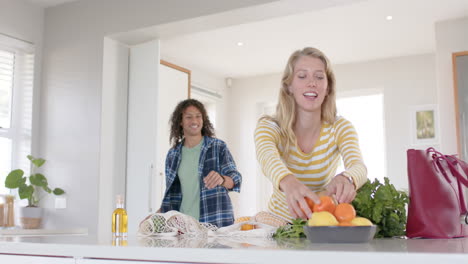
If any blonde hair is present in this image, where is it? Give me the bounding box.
[262,47,337,161]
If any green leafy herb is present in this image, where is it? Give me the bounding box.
[352,177,409,238]
[273,218,307,238]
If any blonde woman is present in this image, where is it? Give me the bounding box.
[254,47,367,222]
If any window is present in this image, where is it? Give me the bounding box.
[191,85,221,129]
[336,92,386,182]
[0,34,35,194]
[0,50,14,194]
[0,50,14,128]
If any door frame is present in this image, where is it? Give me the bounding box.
[452,51,468,158]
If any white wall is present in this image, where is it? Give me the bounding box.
[189,67,229,140]
[227,54,437,216]
[39,0,275,235]
[0,0,44,161]
[226,74,281,216]
[435,16,468,155]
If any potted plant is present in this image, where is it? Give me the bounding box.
[4,155,65,229]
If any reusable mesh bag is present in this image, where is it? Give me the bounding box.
[138,210,217,237]
[138,210,284,238]
[252,211,289,227]
[216,221,276,238]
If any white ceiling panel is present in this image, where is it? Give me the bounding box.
[160,0,468,78]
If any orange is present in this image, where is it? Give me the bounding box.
[338,221,355,226]
[333,203,356,223]
[305,197,315,210]
[300,197,315,218]
[313,196,336,214]
[240,224,255,231]
[235,216,251,223]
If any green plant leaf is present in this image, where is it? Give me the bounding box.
[372,203,383,223]
[375,186,392,203]
[5,169,25,188]
[43,186,52,193]
[7,155,64,206]
[19,184,34,200]
[30,173,48,187]
[32,158,46,168]
[273,218,306,238]
[53,188,65,195]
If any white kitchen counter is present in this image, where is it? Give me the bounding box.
[0,234,467,264]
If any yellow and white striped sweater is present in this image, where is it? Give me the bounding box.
[254,117,367,222]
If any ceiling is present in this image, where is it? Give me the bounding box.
[159,0,468,78]
[25,0,468,79]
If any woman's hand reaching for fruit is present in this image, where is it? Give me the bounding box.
[279,174,320,219]
[325,174,356,203]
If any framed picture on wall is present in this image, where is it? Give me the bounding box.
[410,104,439,146]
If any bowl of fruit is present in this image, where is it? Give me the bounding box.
[303,196,377,243]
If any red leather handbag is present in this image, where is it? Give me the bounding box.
[406,147,468,238]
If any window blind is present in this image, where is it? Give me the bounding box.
[0,49,14,129]
[0,33,35,195]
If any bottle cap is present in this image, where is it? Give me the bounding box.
[116,194,124,204]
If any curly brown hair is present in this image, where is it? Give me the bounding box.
[169,99,215,147]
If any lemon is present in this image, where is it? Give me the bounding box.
[350,217,373,226]
[308,211,339,226]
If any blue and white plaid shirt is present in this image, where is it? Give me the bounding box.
[160,136,242,227]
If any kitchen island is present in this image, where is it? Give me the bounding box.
[0,234,467,264]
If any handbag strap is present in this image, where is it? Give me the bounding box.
[427,148,468,182]
[427,147,468,212]
[428,148,453,182]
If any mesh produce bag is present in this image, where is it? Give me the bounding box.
[138,210,286,238]
[252,211,289,227]
[216,221,276,238]
[138,210,217,237]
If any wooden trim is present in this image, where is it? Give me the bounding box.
[160,59,191,98]
[452,51,468,157]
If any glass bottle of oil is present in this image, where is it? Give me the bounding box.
[112,236,128,247]
[112,194,127,237]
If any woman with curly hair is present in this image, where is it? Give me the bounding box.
[159,99,242,227]
[255,47,367,222]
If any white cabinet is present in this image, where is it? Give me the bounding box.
[77,258,175,264]
[0,255,185,264]
[126,39,161,234]
[126,40,190,234]
[0,255,75,264]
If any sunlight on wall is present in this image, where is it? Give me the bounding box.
[336,93,385,181]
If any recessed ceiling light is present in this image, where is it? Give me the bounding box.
[237,42,244,46]
[386,15,393,21]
